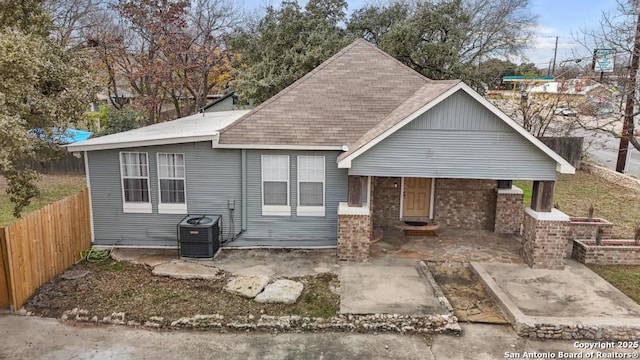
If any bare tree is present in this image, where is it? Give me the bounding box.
[45,0,110,48]
[85,0,240,123]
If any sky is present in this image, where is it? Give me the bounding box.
[241,0,623,72]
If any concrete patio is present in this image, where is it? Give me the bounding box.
[339,258,451,316]
[371,227,524,264]
[472,260,640,339]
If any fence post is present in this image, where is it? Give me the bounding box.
[0,227,11,310]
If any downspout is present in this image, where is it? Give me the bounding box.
[83,151,95,244]
[241,149,247,231]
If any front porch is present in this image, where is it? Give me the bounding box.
[338,175,571,269]
[371,227,524,264]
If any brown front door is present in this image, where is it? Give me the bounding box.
[403,177,431,218]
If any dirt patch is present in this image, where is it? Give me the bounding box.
[426,262,508,324]
[25,260,340,322]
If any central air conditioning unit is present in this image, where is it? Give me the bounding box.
[177,215,221,258]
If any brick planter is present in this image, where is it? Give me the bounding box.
[569,217,614,240]
[572,239,640,265]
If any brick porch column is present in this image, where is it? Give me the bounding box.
[337,204,371,262]
[522,208,571,269]
[494,185,524,234]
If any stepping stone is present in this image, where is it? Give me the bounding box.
[152,261,221,280]
[254,279,304,304]
[225,275,270,298]
[61,270,91,280]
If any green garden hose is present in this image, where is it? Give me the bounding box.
[80,246,113,263]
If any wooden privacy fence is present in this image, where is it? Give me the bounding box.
[0,189,91,311]
[30,152,85,174]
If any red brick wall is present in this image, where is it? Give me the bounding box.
[337,214,371,261]
[494,191,523,234]
[372,178,498,230]
[570,220,614,240]
[372,177,402,228]
[434,179,497,230]
[522,212,570,269]
[572,240,640,265]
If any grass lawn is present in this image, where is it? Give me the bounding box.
[0,174,86,226]
[587,265,640,304]
[514,170,640,238]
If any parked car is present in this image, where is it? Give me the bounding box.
[554,107,578,117]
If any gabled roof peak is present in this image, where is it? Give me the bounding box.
[219,38,432,146]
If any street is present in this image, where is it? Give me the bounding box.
[1,316,638,360]
[573,127,640,177]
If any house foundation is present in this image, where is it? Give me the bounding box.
[494,186,524,234]
[522,208,571,269]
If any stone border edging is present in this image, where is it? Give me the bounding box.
[580,162,640,192]
[417,261,454,314]
[57,308,461,335]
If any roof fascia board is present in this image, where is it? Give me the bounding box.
[337,83,464,168]
[214,143,344,151]
[66,135,216,152]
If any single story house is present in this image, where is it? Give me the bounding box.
[67,39,575,264]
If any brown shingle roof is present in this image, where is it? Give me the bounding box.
[219,39,435,146]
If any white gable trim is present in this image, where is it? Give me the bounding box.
[338,82,575,174]
[66,135,217,152]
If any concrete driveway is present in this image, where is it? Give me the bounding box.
[2,316,639,359]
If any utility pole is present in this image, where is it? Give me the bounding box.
[551,36,559,75]
[615,5,640,173]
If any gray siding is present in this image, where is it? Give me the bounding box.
[234,150,347,246]
[88,142,242,247]
[350,90,557,180]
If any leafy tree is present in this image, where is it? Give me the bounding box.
[88,104,143,136]
[347,0,536,91]
[476,58,517,89]
[0,0,52,36]
[229,0,352,104]
[0,4,96,216]
[376,0,469,81]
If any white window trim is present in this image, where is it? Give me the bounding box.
[119,151,152,213]
[261,155,291,216]
[297,156,326,217]
[362,176,371,207]
[157,153,187,214]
